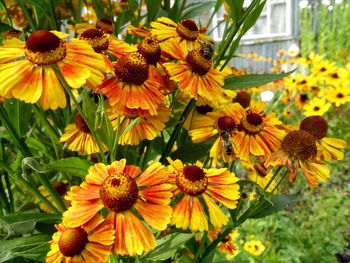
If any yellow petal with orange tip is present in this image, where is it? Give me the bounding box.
[190,196,208,232]
[138,184,173,205]
[134,199,172,230]
[136,162,169,187]
[40,66,66,110]
[171,194,191,230]
[57,59,91,89]
[203,194,229,229]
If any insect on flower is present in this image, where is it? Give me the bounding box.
[220,130,233,155]
[200,40,216,60]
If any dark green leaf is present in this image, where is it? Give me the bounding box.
[0,22,12,33]
[223,69,295,90]
[26,137,47,154]
[170,136,216,163]
[21,157,47,177]
[143,233,193,260]
[147,0,162,24]
[248,193,298,219]
[95,98,115,149]
[45,157,93,177]
[4,99,33,137]
[242,0,267,33]
[181,1,216,20]
[0,234,50,263]
[0,213,61,226]
[91,0,107,18]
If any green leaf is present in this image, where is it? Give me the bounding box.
[0,234,50,263]
[0,21,12,33]
[120,117,140,138]
[242,0,267,33]
[143,233,193,260]
[45,157,93,177]
[248,193,298,219]
[95,98,114,149]
[25,137,47,154]
[147,0,162,24]
[170,136,216,163]
[21,157,47,177]
[223,69,295,90]
[0,213,61,226]
[4,99,33,137]
[181,1,216,20]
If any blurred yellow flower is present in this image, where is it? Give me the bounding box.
[244,240,265,256]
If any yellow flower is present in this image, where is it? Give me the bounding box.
[325,86,350,107]
[244,240,265,256]
[303,98,331,116]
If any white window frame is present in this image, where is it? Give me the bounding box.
[210,0,292,42]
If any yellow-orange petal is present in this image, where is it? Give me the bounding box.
[190,196,208,232]
[203,193,229,228]
[136,162,169,187]
[171,194,191,230]
[138,184,173,205]
[63,200,104,227]
[134,199,172,230]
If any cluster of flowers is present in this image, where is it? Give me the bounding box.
[0,14,346,262]
[275,52,350,117]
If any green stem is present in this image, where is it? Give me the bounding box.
[32,104,60,140]
[263,166,283,192]
[75,0,83,23]
[160,98,196,163]
[4,173,14,212]
[0,104,65,212]
[52,65,108,163]
[47,0,59,30]
[194,231,208,262]
[0,176,11,212]
[0,160,60,213]
[18,1,36,31]
[0,0,13,26]
[271,168,288,193]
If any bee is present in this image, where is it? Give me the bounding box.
[220,130,233,155]
[200,40,215,60]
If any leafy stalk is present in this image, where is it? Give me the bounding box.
[52,65,108,163]
[160,98,196,163]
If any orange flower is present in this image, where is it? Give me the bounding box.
[60,113,108,155]
[231,100,285,162]
[96,52,164,116]
[46,214,114,263]
[150,17,209,50]
[167,158,240,232]
[265,130,330,188]
[107,103,170,145]
[208,229,240,258]
[0,30,106,110]
[300,115,346,162]
[162,38,230,102]
[63,160,173,256]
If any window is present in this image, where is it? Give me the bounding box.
[211,0,292,41]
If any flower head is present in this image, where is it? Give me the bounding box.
[46,214,114,263]
[167,158,240,232]
[63,160,173,256]
[244,240,265,256]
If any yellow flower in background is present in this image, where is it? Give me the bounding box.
[60,113,109,155]
[311,59,336,77]
[325,86,350,107]
[167,158,240,232]
[282,108,292,117]
[243,161,277,193]
[244,240,265,256]
[303,98,331,116]
[36,181,70,213]
[46,214,114,263]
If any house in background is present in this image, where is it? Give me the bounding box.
[198,0,300,73]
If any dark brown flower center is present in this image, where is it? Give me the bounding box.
[313,106,320,111]
[176,165,208,196]
[196,105,213,115]
[176,20,199,41]
[254,163,268,177]
[218,116,235,131]
[186,50,211,75]
[320,67,326,72]
[337,93,344,98]
[4,29,22,39]
[58,227,88,257]
[232,91,251,108]
[96,17,114,34]
[99,173,139,212]
[281,130,316,160]
[52,181,68,196]
[300,94,308,103]
[114,52,149,85]
[26,30,61,52]
[331,73,339,79]
[300,115,328,140]
[137,37,161,65]
[240,112,265,134]
[25,30,66,65]
[74,113,90,133]
[79,29,109,53]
